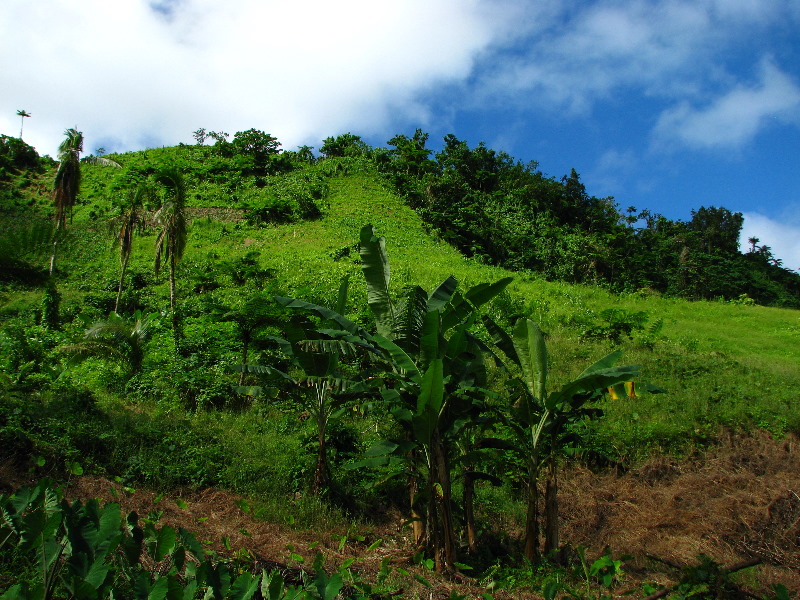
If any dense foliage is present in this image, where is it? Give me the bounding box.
[1,127,798,597]
[369,131,800,306]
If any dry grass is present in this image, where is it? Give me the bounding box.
[3,429,797,598]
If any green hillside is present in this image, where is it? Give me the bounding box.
[1,133,799,598]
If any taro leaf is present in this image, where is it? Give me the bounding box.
[261,571,285,600]
[148,525,177,562]
[228,573,259,600]
[314,571,344,600]
[178,527,205,561]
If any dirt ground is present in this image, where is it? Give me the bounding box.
[3,429,798,599]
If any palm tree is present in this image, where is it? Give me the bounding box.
[112,183,153,312]
[153,166,188,347]
[52,128,84,231]
[50,128,119,273]
[16,110,30,139]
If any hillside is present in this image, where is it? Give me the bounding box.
[1,134,799,598]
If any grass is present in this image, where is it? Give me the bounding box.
[4,151,800,471]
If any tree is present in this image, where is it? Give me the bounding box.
[112,183,153,312]
[52,128,120,229]
[319,133,368,158]
[50,128,120,273]
[688,206,744,255]
[16,109,30,140]
[153,166,188,348]
[192,128,207,145]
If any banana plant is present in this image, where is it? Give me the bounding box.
[354,225,511,572]
[483,316,642,562]
[274,225,511,573]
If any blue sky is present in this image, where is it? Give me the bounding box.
[2,0,799,269]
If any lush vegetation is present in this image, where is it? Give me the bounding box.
[1,128,798,598]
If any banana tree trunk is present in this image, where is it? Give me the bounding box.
[311,385,330,495]
[544,455,560,559]
[524,464,540,563]
[49,239,58,275]
[409,471,425,547]
[463,467,477,554]
[239,331,250,386]
[430,430,456,573]
[312,433,329,495]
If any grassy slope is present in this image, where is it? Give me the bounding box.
[3,151,800,597]
[6,154,800,458]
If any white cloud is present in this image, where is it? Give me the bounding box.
[741,212,800,272]
[0,0,512,156]
[2,0,799,162]
[653,59,800,151]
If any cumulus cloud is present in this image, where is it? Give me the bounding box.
[653,59,800,151]
[0,0,513,156]
[740,212,800,272]
[473,0,800,115]
[2,0,799,164]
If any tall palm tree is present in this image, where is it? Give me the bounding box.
[52,128,84,231]
[113,183,153,312]
[50,128,119,273]
[153,166,188,347]
[16,110,30,139]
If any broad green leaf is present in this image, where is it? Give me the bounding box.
[274,296,367,338]
[512,319,547,403]
[0,584,23,600]
[393,285,427,355]
[417,359,444,418]
[97,503,121,544]
[178,528,204,561]
[334,274,349,316]
[147,577,169,600]
[482,315,520,367]
[83,555,111,592]
[364,440,400,457]
[149,525,177,562]
[314,572,343,600]
[427,276,457,312]
[359,224,394,337]
[181,580,197,600]
[419,310,440,366]
[575,350,623,378]
[550,365,641,409]
[261,571,284,600]
[464,277,513,308]
[373,334,420,381]
[228,573,259,600]
[440,292,470,332]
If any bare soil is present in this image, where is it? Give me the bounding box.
[3,429,798,599]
